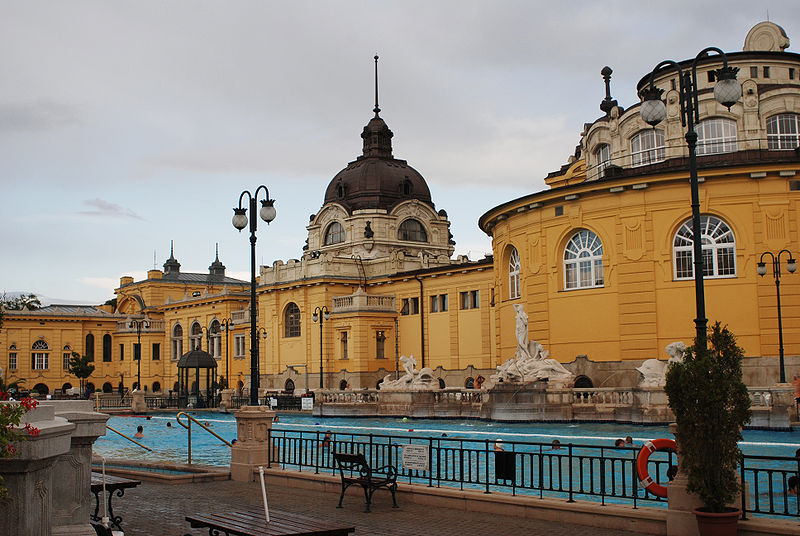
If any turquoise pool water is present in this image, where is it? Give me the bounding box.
[94,412,800,467]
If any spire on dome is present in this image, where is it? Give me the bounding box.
[373,54,380,117]
[361,54,393,158]
[163,240,181,277]
[209,242,226,279]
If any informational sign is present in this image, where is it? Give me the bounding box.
[301,397,313,411]
[401,444,429,472]
[269,397,278,408]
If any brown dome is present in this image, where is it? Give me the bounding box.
[323,114,433,213]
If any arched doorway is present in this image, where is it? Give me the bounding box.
[86,383,95,394]
[102,382,113,393]
[284,379,295,394]
[376,379,383,390]
[464,377,475,389]
[61,382,73,392]
[152,381,161,393]
[339,379,348,391]
[32,383,49,395]
[438,378,446,389]
[574,375,594,388]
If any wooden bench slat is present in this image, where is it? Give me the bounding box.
[186,509,355,536]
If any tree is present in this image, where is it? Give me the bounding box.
[67,352,95,397]
[2,293,42,311]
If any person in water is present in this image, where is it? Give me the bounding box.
[133,425,144,438]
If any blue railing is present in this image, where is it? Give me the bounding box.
[267,428,800,519]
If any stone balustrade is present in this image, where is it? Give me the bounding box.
[331,292,395,313]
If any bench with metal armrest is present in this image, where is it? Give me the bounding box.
[333,451,399,512]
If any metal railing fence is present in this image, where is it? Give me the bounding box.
[266,428,800,519]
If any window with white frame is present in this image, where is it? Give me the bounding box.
[171,324,183,360]
[401,297,419,315]
[63,345,71,370]
[9,344,17,370]
[32,340,49,370]
[696,118,738,155]
[508,247,521,299]
[564,230,604,290]
[376,331,386,359]
[340,332,348,359]
[284,303,301,337]
[210,320,221,358]
[430,294,448,313]
[324,222,345,245]
[190,322,203,350]
[233,334,246,359]
[630,129,665,167]
[766,113,800,149]
[673,215,736,280]
[595,144,611,174]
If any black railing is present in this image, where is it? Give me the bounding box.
[144,396,182,409]
[266,428,800,518]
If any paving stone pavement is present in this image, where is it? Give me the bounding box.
[117,479,645,536]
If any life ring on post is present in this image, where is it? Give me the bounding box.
[636,438,677,498]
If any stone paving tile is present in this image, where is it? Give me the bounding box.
[117,479,643,536]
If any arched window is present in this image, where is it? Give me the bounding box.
[438,378,446,389]
[595,143,611,173]
[32,339,49,370]
[673,215,736,280]
[152,381,161,393]
[403,180,413,195]
[398,219,427,242]
[33,383,49,395]
[85,334,95,362]
[61,382,72,391]
[284,303,301,337]
[324,222,345,245]
[339,379,348,391]
[564,230,604,290]
[284,378,295,393]
[209,320,221,358]
[696,118,737,155]
[767,113,800,149]
[102,382,113,393]
[190,322,203,350]
[630,129,665,167]
[102,334,112,362]
[508,247,521,299]
[464,377,475,389]
[172,324,184,360]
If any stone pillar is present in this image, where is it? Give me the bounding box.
[666,422,703,536]
[769,383,794,429]
[0,403,75,536]
[131,390,146,413]
[42,400,110,536]
[230,405,275,482]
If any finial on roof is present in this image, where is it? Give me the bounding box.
[164,240,180,276]
[215,242,220,261]
[599,66,620,116]
[209,242,226,278]
[373,54,380,117]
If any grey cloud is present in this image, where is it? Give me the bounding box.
[0,101,82,131]
[77,198,144,221]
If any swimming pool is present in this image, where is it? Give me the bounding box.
[93,412,800,467]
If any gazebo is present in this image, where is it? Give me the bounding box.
[177,348,218,408]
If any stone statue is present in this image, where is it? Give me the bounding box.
[636,341,687,387]
[380,355,440,391]
[485,305,573,387]
[364,221,374,239]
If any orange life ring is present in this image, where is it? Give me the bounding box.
[636,438,677,498]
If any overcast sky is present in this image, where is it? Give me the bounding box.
[1,1,797,304]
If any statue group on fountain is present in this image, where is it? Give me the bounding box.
[486,304,574,387]
[380,355,440,391]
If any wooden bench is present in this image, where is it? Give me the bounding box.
[185,509,355,536]
[90,472,141,533]
[333,451,398,512]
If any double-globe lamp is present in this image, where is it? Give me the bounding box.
[638,48,742,350]
[232,186,276,406]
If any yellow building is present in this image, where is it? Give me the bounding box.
[2,21,799,396]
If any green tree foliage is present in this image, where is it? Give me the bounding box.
[2,293,42,311]
[67,352,95,396]
[664,322,752,512]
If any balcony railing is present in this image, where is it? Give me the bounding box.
[115,320,165,333]
[332,293,395,314]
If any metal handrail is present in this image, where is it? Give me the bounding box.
[176,411,232,464]
[105,425,152,452]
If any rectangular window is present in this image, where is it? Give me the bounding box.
[401,297,419,315]
[9,352,17,370]
[120,344,124,361]
[554,206,564,216]
[152,343,160,361]
[790,180,800,191]
[707,70,716,83]
[790,68,796,80]
[376,331,386,359]
[134,342,141,362]
[461,290,480,310]
[750,66,758,78]
[234,334,246,359]
[63,352,71,371]
[430,294,448,312]
[32,352,48,370]
[340,332,348,359]
[763,66,770,78]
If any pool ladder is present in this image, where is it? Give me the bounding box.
[105,425,152,452]
[176,412,233,464]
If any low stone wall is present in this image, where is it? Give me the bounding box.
[315,383,795,428]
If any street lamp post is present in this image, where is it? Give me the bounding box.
[232,186,276,406]
[312,306,330,389]
[757,250,797,383]
[220,318,233,389]
[639,47,741,351]
[129,318,150,391]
